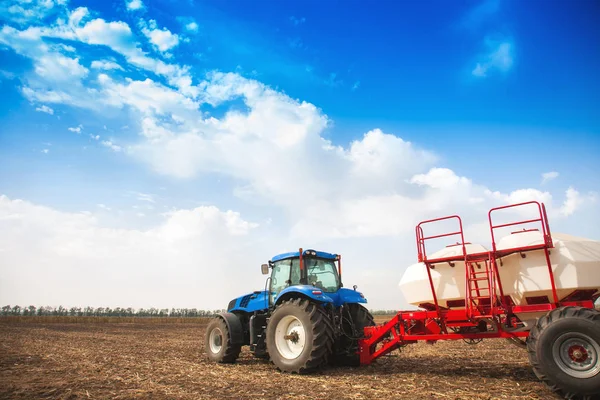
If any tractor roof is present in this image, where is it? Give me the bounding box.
[271,249,338,262]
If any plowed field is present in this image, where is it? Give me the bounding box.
[0,318,551,399]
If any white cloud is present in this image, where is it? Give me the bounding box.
[68,124,83,133]
[125,0,144,11]
[41,148,49,154]
[140,19,180,53]
[35,53,88,82]
[0,0,67,25]
[410,167,471,189]
[35,105,54,114]
[472,40,514,78]
[68,6,88,26]
[91,60,124,71]
[542,171,559,184]
[560,187,582,217]
[101,140,122,152]
[0,195,259,309]
[185,21,198,33]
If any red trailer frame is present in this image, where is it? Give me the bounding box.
[358,201,597,365]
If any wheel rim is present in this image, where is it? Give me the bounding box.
[552,332,600,378]
[274,315,306,360]
[209,327,223,354]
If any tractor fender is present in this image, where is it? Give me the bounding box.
[335,287,368,304]
[274,285,334,306]
[215,312,244,345]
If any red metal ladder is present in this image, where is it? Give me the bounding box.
[466,258,494,319]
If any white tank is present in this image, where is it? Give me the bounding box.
[398,231,600,322]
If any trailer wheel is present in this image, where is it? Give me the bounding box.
[204,317,242,363]
[334,303,375,367]
[266,298,334,373]
[527,306,600,399]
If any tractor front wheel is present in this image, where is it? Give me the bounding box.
[527,306,600,399]
[204,317,241,363]
[266,298,334,373]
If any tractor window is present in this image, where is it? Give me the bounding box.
[290,259,301,285]
[270,259,292,304]
[305,258,340,293]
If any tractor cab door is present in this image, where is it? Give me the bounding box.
[269,258,301,306]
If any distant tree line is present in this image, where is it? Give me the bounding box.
[1,305,400,317]
[0,305,225,317]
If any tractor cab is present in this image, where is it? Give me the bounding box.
[266,249,342,305]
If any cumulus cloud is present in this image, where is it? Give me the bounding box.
[0,11,198,99]
[185,21,198,33]
[0,195,259,309]
[35,104,54,114]
[140,19,180,53]
[125,0,144,11]
[68,124,83,133]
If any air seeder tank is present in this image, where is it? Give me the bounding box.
[399,231,600,325]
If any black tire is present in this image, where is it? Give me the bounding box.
[204,317,242,363]
[527,306,600,399]
[266,298,334,373]
[334,303,375,366]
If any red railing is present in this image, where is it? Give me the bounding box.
[488,201,557,303]
[416,215,466,263]
[488,201,553,253]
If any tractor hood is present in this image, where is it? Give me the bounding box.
[275,285,367,307]
[227,290,269,313]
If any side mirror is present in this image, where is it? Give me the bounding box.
[261,263,269,275]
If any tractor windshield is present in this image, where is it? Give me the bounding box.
[269,257,340,303]
[304,258,340,293]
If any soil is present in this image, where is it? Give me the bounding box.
[0,318,552,399]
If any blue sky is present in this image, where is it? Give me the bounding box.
[0,0,598,309]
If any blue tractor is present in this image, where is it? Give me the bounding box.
[204,248,375,373]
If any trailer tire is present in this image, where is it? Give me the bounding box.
[266,298,334,373]
[204,317,242,363]
[334,303,375,367]
[527,306,600,399]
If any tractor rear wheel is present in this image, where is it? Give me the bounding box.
[266,298,334,373]
[204,317,242,363]
[334,303,375,366]
[527,306,600,399]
